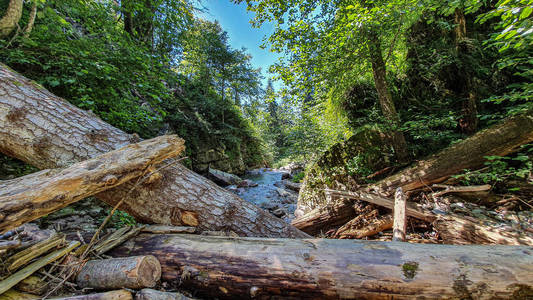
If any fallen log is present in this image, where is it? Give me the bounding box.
[374,110,533,192]
[111,234,533,299]
[292,190,434,235]
[0,64,307,238]
[434,214,533,245]
[52,290,133,300]
[291,199,358,235]
[5,233,64,272]
[135,289,193,300]
[0,136,183,233]
[76,256,161,290]
[334,210,393,239]
[141,225,196,234]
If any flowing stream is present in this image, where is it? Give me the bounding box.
[229,169,298,221]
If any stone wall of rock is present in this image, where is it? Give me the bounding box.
[297,126,392,213]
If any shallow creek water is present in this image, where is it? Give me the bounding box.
[228,169,298,221]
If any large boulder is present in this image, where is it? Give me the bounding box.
[207,168,243,186]
[297,126,392,213]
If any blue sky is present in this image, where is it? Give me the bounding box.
[199,0,281,87]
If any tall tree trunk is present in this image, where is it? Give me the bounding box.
[367,31,409,162]
[23,1,37,38]
[111,234,533,300]
[0,63,308,238]
[0,0,23,38]
[454,8,478,134]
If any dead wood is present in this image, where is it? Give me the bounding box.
[0,136,184,233]
[110,234,533,299]
[434,213,533,245]
[76,256,161,290]
[393,187,407,241]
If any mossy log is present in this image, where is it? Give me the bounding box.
[0,63,307,238]
[0,136,184,233]
[111,234,533,300]
[374,110,533,192]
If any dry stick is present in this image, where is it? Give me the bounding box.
[393,188,407,242]
[0,241,80,295]
[0,240,20,251]
[44,157,186,299]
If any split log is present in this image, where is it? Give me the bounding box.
[374,110,533,192]
[0,135,184,233]
[92,226,143,255]
[111,234,533,299]
[135,289,193,300]
[434,214,533,245]
[5,233,64,272]
[76,256,161,290]
[0,64,307,239]
[291,199,358,235]
[393,187,407,241]
[431,184,491,198]
[0,241,80,295]
[52,290,133,300]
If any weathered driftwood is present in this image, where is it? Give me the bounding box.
[0,64,307,238]
[434,214,533,245]
[374,110,533,192]
[324,189,436,222]
[0,240,20,251]
[5,233,64,272]
[0,289,39,300]
[393,187,407,241]
[135,289,194,300]
[141,225,196,234]
[111,234,533,299]
[291,199,358,235]
[293,190,434,235]
[0,135,184,233]
[431,184,491,198]
[14,275,47,295]
[0,241,80,295]
[76,256,161,290]
[92,226,143,255]
[52,290,133,300]
[334,209,393,239]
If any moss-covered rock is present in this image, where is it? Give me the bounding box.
[297,126,392,213]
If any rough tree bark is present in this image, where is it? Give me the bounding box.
[0,136,184,233]
[0,63,307,238]
[0,0,23,38]
[291,199,359,235]
[111,234,533,300]
[374,109,533,192]
[367,30,409,162]
[76,256,161,290]
[434,214,533,245]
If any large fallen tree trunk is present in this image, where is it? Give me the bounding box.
[0,136,184,233]
[111,234,533,299]
[434,214,533,245]
[0,63,307,238]
[291,199,359,235]
[374,110,533,192]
